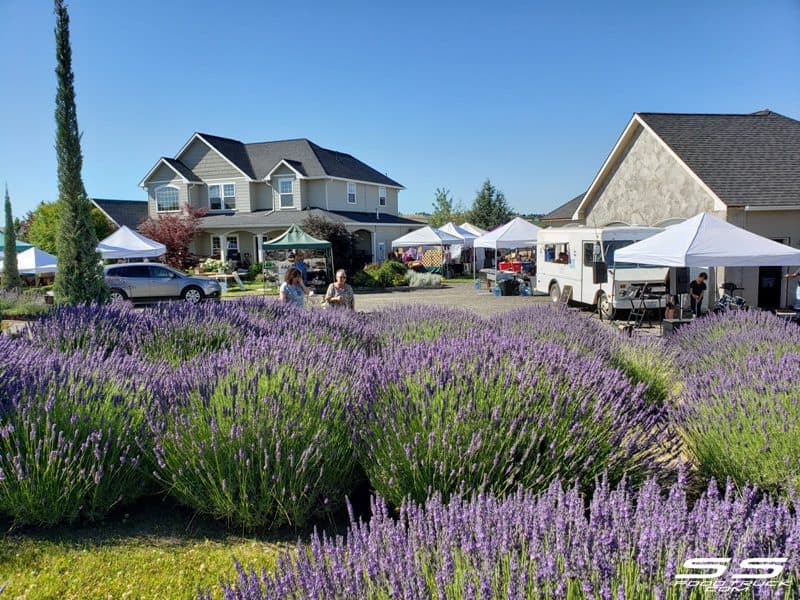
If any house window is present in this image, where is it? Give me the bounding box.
[378,187,387,207]
[347,182,357,204]
[278,178,294,208]
[211,236,221,257]
[209,183,236,210]
[155,186,179,212]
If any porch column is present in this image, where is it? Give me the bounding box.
[220,231,230,263]
[256,233,264,263]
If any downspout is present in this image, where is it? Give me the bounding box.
[325,179,329,211]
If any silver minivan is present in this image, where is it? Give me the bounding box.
[104,263,221,304]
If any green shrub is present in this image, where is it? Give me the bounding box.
[351,270,377,288]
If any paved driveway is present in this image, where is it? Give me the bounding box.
[352,282,551,316]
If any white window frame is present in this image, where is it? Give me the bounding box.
[378,186,387,207]
[347,181,357,204]
[211,235,222,257]
[226,235,239,251]
[155,185,180,212]
[277,177,295,209]
[208,182,236,211]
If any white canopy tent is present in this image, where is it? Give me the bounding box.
[459,222,487,237]
[615,212,800,311]
[615,213,800,267]
[97,226,166,260]
[473,217,541,250]
[439,222,478,247]
[391,226,462,248]
[0,246,58,274]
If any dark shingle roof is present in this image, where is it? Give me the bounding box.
[543,193,585,221]
[637,110,800,207]
[194,134,402,187]
[198,208,423,229]
[91,199,149,229]
[162,158,201,182]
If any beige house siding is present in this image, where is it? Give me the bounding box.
[150,163,181,183]
[304,180,327,209]
[582,126,718,227]
[179,139,243,180]
[250,182,273,211]
[270,167,302,210]
[323,180,399,214]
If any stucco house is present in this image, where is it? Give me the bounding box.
[542,110,800,309]
[139,133,422,266]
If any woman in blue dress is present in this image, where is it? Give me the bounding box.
[279,267,308,308]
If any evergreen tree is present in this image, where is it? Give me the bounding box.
[52,0,108,304]
[468,179,513,230]
[430,188,454,227]
[2,185,22,290]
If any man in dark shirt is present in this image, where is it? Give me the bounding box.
[689,272,707,317]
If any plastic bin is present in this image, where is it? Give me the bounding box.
[499,279,518,296]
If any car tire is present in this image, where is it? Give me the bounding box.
[549,282,560,303]
[181,286,204,304]
[109,289,128,304]
[598,291,615,320]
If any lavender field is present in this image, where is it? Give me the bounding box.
[1,300,799,598]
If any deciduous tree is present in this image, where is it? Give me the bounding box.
[429,188,454,228]
[301,214,355,272]
[138,207,206,270]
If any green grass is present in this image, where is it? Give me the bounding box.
[0,498,292,599]
[221,281,279,297]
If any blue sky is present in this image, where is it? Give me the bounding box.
[1,0,799,219]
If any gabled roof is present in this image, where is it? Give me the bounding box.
[139,157,200,186]
[90,198,149,229]
[575,110,800,219]
[174,133,404,188]
[636,110,800,208]
[543,193,585,221]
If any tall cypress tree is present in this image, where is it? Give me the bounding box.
[52,0,108,304]
[2,185,22,290]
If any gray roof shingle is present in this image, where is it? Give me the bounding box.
[198,208,422,230]
[637,110,800,207]
[162,158,201,182]
[543,193,585,221]
[195,134,402,187]
[91,199,149,229]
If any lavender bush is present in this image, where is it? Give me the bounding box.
[0,347,148,525]
[149,339,369,529]
[210,474,800,599]
[676,351,800,497]
[373,305,487,344]
[671,310,800,373]
[356,331,677,505]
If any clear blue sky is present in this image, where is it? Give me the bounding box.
[1,0,799,219]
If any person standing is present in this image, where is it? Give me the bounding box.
[689,272,707,317]
[785,269,800,309]
[279,267,308,308]
[324,269,355,310]
[291,251,308,285]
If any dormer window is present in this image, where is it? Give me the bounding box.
[278,177,294,208]
[347,182,357,204]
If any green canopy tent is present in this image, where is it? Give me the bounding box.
[262,224,334,286]
[0,230,33,258]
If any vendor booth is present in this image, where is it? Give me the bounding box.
[615,212,800,318]
[0,231,32,260]
[391,226,462,275]
[473,216,540,271]
[460,222,487,237]
[262,225,333,287]
[0,246,58,286]
[97,226,166,260]
[438,222,478,275]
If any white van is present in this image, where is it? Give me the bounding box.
[535,226,669,318]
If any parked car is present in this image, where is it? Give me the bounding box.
[104,263,221,304]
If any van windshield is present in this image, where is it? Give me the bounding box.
[604,240,661,269]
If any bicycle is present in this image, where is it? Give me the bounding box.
[715,282,748,313]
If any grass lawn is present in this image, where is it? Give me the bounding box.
[220,280,278,298]
[0,498,295,599]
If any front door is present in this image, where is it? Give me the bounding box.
[758,266,783,308]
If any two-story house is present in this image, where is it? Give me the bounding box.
[139,133,423,265]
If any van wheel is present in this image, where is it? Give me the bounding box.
[598,291,615,320]
[182,286,204,304]
[549,282,560,303]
